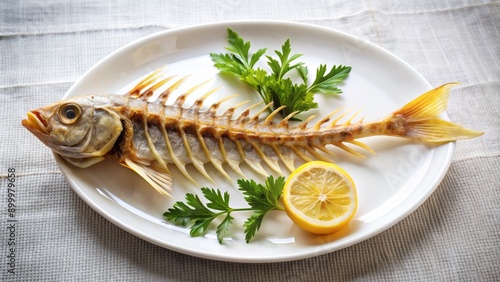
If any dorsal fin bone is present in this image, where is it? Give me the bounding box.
[248,103,274,126]
[158,76,189,104]
[190,86,220,111]
[277,111,300,128]
[312,107,343,130]
[206,94,238,117]
[342,108,364,126]
[127,67,166,97]
[236,101,263,125]
[263,105,287,126]
[223,100,252,118]
[140,77,175,101]
[329,109,351,127]
[297,114,317,130]
[174,78,210,107]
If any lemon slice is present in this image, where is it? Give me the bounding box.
[283,161,357,234]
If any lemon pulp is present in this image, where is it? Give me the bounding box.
[283,161,357,234]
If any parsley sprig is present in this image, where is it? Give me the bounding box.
[210,28,351,117]
[163,176,285,244]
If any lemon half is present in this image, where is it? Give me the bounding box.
[283,161,357,234]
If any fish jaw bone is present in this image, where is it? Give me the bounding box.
[23,111,49,134]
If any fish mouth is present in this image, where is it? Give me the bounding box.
[22,111,49,135]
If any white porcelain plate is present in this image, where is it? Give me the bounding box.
[59,21,454,263]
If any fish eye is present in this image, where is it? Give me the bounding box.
[59,103,82,124]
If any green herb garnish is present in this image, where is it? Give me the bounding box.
[163,176,285,244]
[210,28,351,117]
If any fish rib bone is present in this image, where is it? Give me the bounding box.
[111,68,482,195]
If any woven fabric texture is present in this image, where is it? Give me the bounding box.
[1,1,499,281]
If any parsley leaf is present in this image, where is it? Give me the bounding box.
[211,28,266,78]
[266,39,304,80]
[238,176,285,242]
[308,64,352,95]
[210,28,351,118]
[203,187,231,211]
[163,176,285,244]
[238,176,285,212]
[163,193,216,237]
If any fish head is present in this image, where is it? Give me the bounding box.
[22,96,123,167]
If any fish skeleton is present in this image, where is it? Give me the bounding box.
[22,67,483,196]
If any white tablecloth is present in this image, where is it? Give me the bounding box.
[1,1,499,280]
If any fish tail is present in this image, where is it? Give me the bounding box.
[390,83,483,142]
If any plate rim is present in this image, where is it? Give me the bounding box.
[59,20,455,263]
